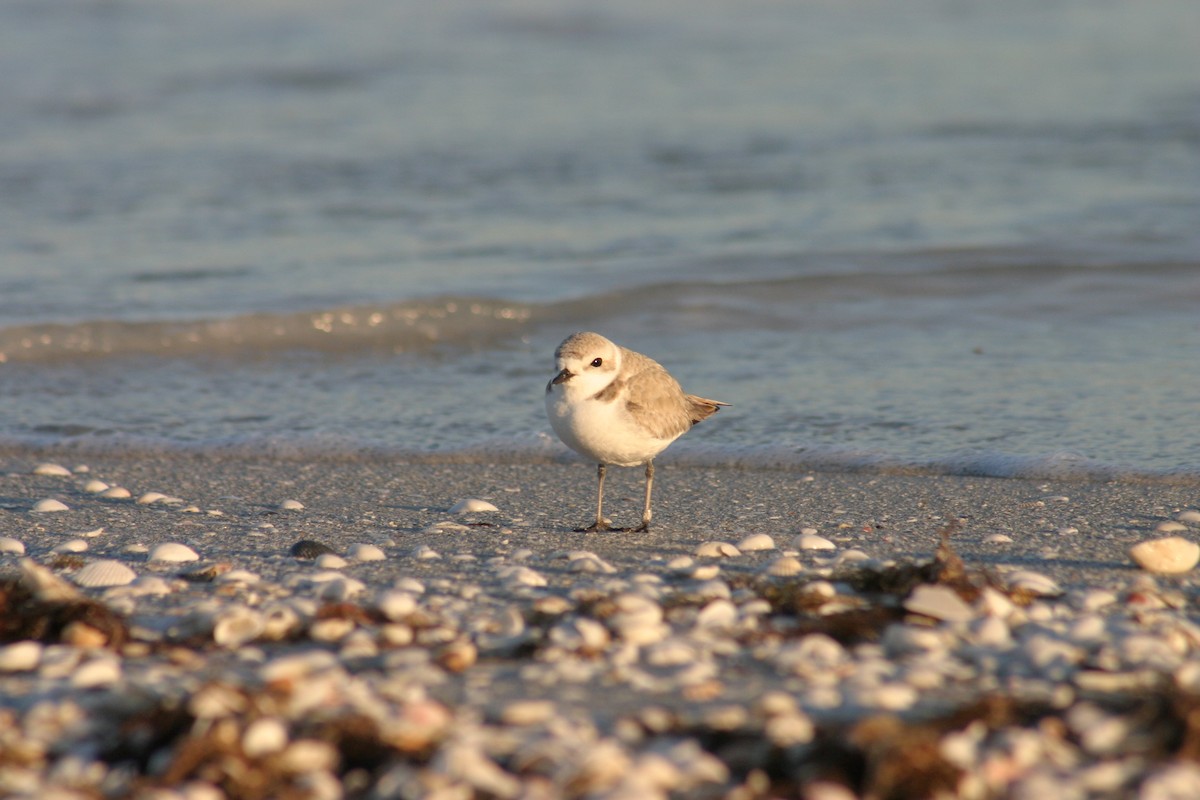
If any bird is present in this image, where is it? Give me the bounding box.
[544,331,728,531]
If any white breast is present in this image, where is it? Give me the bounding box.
[545,386,677,467]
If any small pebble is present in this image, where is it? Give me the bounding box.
[32,498,69,513]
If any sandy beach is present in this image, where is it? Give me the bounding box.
[3,450,1200,798]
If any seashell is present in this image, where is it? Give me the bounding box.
[1006,570,1062,597]
[137,492,168,505]
[0,641,43,672]
[148,542,200,563]
[568,553,616,574]
[413,545,441,560]
[792,533,836,551]
[72,559,137,588]
[692,564,721,580]
[666,555,694,573]
[243,717,289,758]
[260,603,304,640]
[500,699,557,726]
[34,462,73,477]
[695,541,740,558]
[180,562,232,582]
[1156,520,1189,533]
[100,487,132,499]
[376,590,418,621]
[422,521,471,534]
[435,639,478,672]
[315,553,348,569]
[498,565,547,588]
[764,555,804,576]
[904,584,975,623]
[32,498,69,513]
[279,499,305,510]
[348,543,386,561]
[1130,536,1200,575]
[52,539,89,554]
[0,536,26,555]
[1177,510,1200,524]
[290,540,335,559]
[77,527,106,537]
[737,533,776,552]
[19,558,82,601]
[84,480,110,493]
[449,498,499,514]
[71,656,122,688]
[213,605,266,648]
[216,569,260,585]
[984,533,1013,544]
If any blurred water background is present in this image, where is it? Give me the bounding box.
[1,0,1198,478]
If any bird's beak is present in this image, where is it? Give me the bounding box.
[551,368,572,385]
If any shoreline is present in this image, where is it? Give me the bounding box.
[3,451,1200,797]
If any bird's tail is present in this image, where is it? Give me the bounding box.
[687,395,730,424]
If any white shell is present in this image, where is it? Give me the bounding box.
[904,584,975,623]
[1006,570,1062,597]
[84,480,110,493]
[1129,536,1200,575]
[792,533,836,551]
[279,499,305,510]
[0,641,43,672]
[984,533,1013,544]
[695,541,741,558]
[243,717,289,758]
[52,539,89,554]
[449,498,499,514]
[72,559,137,588]
[71,656,122,688]
[348,543,386,562]
[137,492,168,505]
[1156,521,1189,533]
[764,556,805,576]
[32,498,69,513]
[0,537,26,555]
[315,553,347,569]
[1177,510,1200,524]
[148,542,200,563]
[213,605,266,648]
[100,487,132,499]
[34,463,72,477]
[737,533,777,552]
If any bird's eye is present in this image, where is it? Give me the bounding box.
[590,357,603,367]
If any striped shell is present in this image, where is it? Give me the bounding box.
[72,559,137,588]
[148,542,200,563]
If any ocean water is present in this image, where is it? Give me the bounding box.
[1,0,1198,479]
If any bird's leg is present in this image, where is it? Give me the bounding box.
[634,460,654,532]
[576,463,610,532]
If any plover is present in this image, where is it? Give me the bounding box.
[545,331,728,531]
